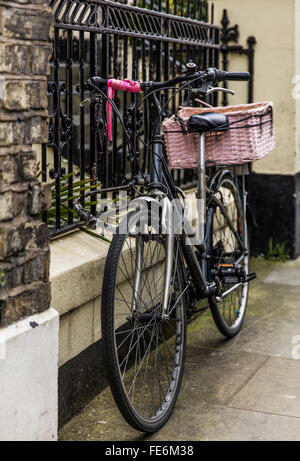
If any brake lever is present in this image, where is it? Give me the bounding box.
[206,86,235,96]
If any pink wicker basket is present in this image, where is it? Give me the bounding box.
[162,102,275,168]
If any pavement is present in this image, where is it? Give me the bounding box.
[59,257,300,441]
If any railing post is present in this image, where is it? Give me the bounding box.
[220,9,256,106]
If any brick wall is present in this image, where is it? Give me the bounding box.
[0,0,53,326]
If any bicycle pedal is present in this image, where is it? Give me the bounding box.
[245,272,257,282]
[218,263,234,268]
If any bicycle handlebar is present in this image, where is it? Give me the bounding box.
[86,67,250,94]
[86,73,202,92]
[143,71,204,91]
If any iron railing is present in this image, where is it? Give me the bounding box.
[43,0,220,236]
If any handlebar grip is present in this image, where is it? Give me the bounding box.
[207,68,250,83]
[224,72,250,81]
[87,77,108,89]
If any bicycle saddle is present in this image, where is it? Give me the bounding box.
[187,112,229,133]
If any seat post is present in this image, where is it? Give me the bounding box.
[196,132,206,243]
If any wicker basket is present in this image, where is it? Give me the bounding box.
[162,101,275,169]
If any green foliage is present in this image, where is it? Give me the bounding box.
[80,226,111,244]
[137,0,208,21]
[40,172,120,243]
[259,238,290,262]
[0,268,5,287]
[45,173,100,227]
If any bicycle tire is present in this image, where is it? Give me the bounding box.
[101,210,187,432]
[206,176,250,337]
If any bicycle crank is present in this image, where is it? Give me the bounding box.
[214,269,257,303]
[212,264,256,285]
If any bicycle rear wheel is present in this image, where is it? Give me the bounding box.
[101,210,187,432]
[207,176,249,337]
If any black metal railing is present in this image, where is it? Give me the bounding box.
[43,0,220,236]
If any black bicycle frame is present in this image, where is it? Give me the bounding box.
[149,89,247,300]
[148,91,215,299]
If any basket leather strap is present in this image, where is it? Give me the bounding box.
[174,114,188,135]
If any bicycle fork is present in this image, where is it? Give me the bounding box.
[131,195,175,320]
[133,91,176,319]
[132,91,176,318]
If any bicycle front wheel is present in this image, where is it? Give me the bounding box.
[101,210,187,432]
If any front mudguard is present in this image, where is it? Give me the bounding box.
[128,194,176,235]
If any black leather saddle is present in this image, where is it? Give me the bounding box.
[187,112,229,133]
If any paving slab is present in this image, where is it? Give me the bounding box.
[230,357,300,418]
[170,403,300,441]
[264,269,300,286]
[264,257,300,286]
[241,319,300,360]
[181,348,267,406]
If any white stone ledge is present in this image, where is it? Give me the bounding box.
[0,308,59,441]
[50,231,110,316]
[58,296,101,367]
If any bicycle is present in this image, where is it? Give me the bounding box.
[74,65,259,432]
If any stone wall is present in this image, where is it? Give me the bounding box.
[0,0,53,326]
